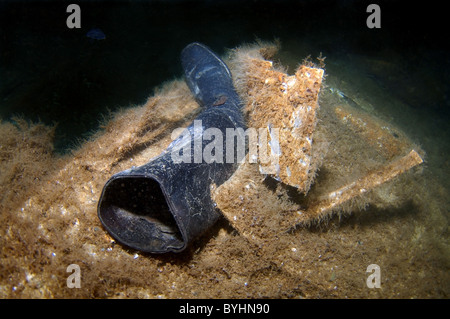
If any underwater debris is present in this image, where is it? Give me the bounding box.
[213,47,424,244]
[233,54,324,192]
[334,104,410,160]
[98,42,425,253]
[97,43,245,253]
[301,149,423,224]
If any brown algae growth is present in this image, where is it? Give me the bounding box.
[0,43,449,298]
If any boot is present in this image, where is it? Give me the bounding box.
[97,43,245,253]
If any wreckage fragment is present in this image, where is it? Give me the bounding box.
[239,57,324,192]
[334,104,410,160]
[213,48,424,244]
[299,149,423,224]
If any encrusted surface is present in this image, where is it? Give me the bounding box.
[239,57,324,191]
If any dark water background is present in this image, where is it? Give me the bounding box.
[0,0,448,153]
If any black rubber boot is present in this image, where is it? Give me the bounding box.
[97,43,245,253]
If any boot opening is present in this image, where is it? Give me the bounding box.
[98,176,184,253]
